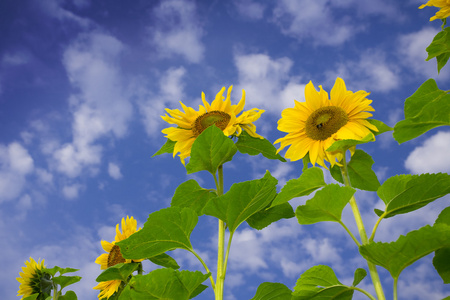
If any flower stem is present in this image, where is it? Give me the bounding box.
[340,151,386,300]
[215,165,226,300]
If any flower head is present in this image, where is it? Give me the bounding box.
[161,86,264,164]
[94,216,143,299]
[419,0,450,21]
[17,257,47,299]
[275,77,377,168]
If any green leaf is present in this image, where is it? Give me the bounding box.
[293,265,354,300]
[171,179,217,216]
[52,275,82,290]
[393,79,450,143]
[435,205,450,226]
[271,167,326,207]
[352,268,367,287]
[59,291,77,300]
[326,133,375,152]
[434,206,450,284]
[250,282,293,300]
[376,173,450,218]
[366,119,393,136]
[202,171,278,232]
[186,125,237,174]
[45,266,78,276]
[359,224,450,279]
[118,207,197,259]
[23,294,39,300]
[236,131,286,162]
[330,150,380,191]
[296,184,355,225]
[247,202,295,230]
[148,253,180,269]
[118,269,209,300]
[96,263,140,282]
[426,28,450,73]
[152,138,176,157]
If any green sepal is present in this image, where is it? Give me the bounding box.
[426,27,450,73]
[296,184,355,225]
[235,131,286,162]
[366,119,393,136]
[171,179,217,216]
[96,263,140,282]
[271,167,326,208]
[434,206,450,283]
[52,275,82,290]
[247,202,295,230]
[148,253,180,269]
[393,79,450,143]
[117,207,197,259]
[152,138,176,157]
[330,149,380,191]
[302,153,311,172]
[58,291,77,300]
[326,133,375,153]
[40,272,53,295]
[376,173,450,218]
[359,223,450,279]
[202,171,278,233]
[186,125,237,175]
[250,282,293,300]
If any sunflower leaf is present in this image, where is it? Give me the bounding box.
[202,171,277,233]
[433,206,450,284]
[292,265,355,299]
[250,282,293,300]
[118,269,209,300]
[247,202,295,230]
[330,149,380,191]
[171,179,217,216]
[426,27,450,73]
[271,167,326,207]
[118,207,197,259]
[296,184,355,225]
[148,253,180,269]
[96,263,140,282]
[52,275,82,290]
[359,224,450,279]
[236,131,286,162]
[152,138,176,157]
[23,293,39,300]
[393,79,450,143]
[366,119,393,136]
[352,268,367,287]
[326,133,375,153]
[186,125,237,175]
[59,291,77,300]
[376,173,450,218]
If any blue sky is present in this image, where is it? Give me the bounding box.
[2,0,450,299]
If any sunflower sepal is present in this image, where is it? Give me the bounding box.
[235,131,286,162]
[366,119,392,136]
[326,133,375,153]
[152,138,176,157]
[96,263,140,283]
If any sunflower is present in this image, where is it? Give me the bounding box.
[419,0,450,21]
[161,86,265,164]
[275,77,377,168]
[17,257,47,299]
[93,216,143,299]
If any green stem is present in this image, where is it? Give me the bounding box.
[393,277,398,300]
[353,286,377,300]
[369,214,386,242]
[215,165,225,300]
[191,249,215,290]
[222,231,234,276]
[338,220,361,247]
[340,151,386,300]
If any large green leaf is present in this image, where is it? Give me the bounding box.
[59,291,77,300]
[118,269,209,300]
[330,150,380,191]
[171,179,217,215]
[271,167,326,207]
[426,27,450,73]
[152,138,176,157]
[434,206,450,284]
[250,282,293,300]
[148,253,180,269]
[118,207,197,259]
[202,171,278,232]
[247,202,295,230]
[393,79,450,143]
[96,263,140,282]
[376,173,450,218]
[359,224,450,279]
[236,131,286,162]
[52,275,82,290]
[296,184,355,225]
[293,265,361,299]
[186,125,237,174]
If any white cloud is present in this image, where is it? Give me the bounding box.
[0,142,34,202]
[62,183,83,199]
[233,0,266,20]
[36,0,92,28]
[108,162,123,180]
[405,131,450,174]
[149,0,204,63]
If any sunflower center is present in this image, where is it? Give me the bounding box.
[107,245,126,267]
[193,110,231,136]
[305,106,349,141]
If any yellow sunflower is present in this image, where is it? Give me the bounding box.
[161,86,265,164]
[93,216,143,299]
[419,0,450,21]
[17,257,46,299]
[275,77,377,168]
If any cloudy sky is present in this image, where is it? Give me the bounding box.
[2,0,450,299]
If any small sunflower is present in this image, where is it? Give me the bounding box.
[275,77,377,168]
[419,0,450,21]
[161,86,265,164]
[93,216,143,299]
[17,257,47,299]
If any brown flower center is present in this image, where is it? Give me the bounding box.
[193,110,231,136]
[107,245,126,267]
[305,106,349,141]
